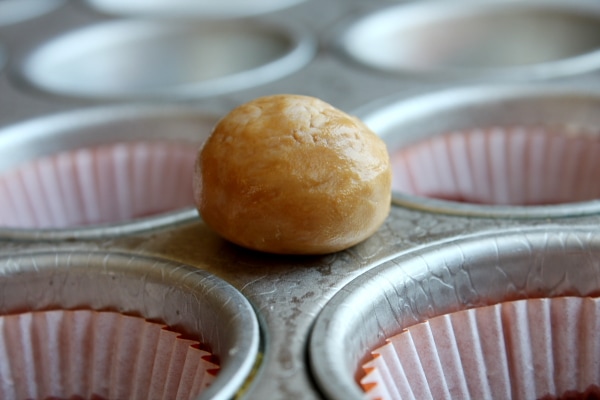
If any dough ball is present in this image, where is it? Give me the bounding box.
[194,94,391,254]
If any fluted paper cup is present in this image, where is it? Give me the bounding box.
[0,140,197,229]
[391,125,600,206]
[0,105,221,239]
[361,296,600,400]
[0,309,218,400]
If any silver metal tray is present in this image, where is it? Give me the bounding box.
[1,0,600,399]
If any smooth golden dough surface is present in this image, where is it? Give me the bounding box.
[194,94,391,254]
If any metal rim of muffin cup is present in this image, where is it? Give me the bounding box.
[15,17,316,101]
[0,248,261,400]
[335,0,600,81]
[354,84,600,219]
[83,0,307,19]
[309,225,600,400]
[0,104,222,240]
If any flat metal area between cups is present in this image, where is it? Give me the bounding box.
[356,84,600,219]
[17,18,316,100]
[0,249,261,400]
[309,225,600,400]
[0,104,221,240]
[336,0,600,81]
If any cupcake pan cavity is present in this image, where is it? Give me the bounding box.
[18,18,316,100]
[337,0,600,80]
[0,105,219,239]
[310,227,600,400]
[358,85,600,218]
[2,0,600,399]
[0,250,259,400]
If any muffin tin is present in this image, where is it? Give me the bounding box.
[1,0,600,399]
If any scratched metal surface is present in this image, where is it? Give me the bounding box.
[1,0,600,399]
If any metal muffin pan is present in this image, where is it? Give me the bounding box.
[0,248,260,400]
[357,84,600,219]
[309,225,600,400]
[336,0,600,80]
[0,104,220,240]
[17,17,316,100]
[1,0,600,399]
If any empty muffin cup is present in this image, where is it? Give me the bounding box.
[0,249,260,400]
[84,0,306,19]
[18,18,315,100]
[336,0,600,80]
[0,104,220,240]
[309,226,600,400]
[356,85,600,218]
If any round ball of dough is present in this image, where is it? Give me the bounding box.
[194,94,391,255]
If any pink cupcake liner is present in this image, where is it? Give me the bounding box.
[360,296,600,400]
[391,125,600,206]
[0,140,198,229]
[0,309,218,400]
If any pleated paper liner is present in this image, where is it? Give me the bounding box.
[0,140,198,229]
[391,125,600,206]
[0,309,218,400]
[360,296,600,400]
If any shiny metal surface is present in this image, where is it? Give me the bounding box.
[85,0,307,19]
[1,0,600,399]
[0,249,260,400]
[0,44,5,72]
[0,0,65,26]
[19,18,316,100]
[358,84,600,218]
[0,105,220,240]
[337,0,600,80]
[310,226,600,400]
